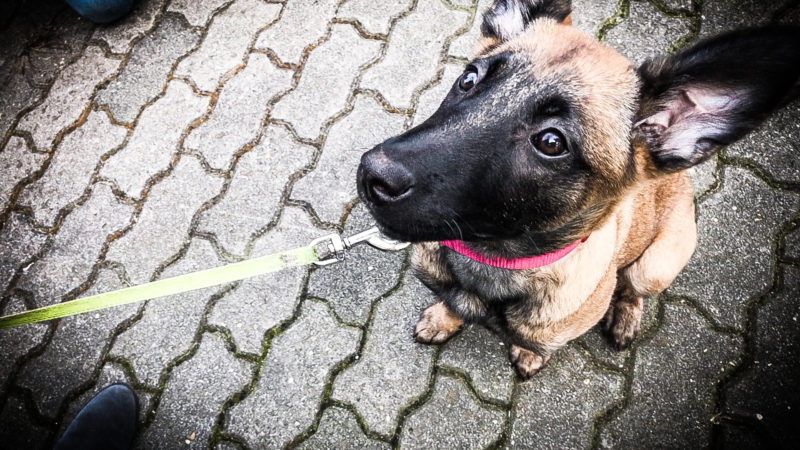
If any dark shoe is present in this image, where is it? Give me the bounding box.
[55,383,139,450]
[65,0,134,24]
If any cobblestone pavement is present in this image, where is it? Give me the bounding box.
[1,0,799,448]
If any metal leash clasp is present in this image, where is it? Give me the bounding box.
[311,226,410,266]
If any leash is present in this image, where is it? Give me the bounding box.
[0,227,408,330]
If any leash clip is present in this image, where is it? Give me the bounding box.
[312,226,409,266]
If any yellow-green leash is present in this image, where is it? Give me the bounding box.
[0,227,408,330]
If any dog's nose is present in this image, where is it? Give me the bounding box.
[359,148,414,204]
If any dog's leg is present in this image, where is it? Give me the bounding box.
[508,345,550,378]
[414,301,464,344]
[603,279,643,350]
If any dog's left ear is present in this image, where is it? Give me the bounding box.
[481,0,572,43]
[635,26,800,172]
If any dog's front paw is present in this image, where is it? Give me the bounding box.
[509,345,549,378]
[414,301,463,344]
[603,297,643,350]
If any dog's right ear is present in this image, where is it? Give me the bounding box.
[481,0,572,44]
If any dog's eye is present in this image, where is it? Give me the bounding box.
[532,129,568,156]
[459,69,479,91]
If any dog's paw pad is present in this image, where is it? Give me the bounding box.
[413,302,462,344]
[509,345,549,378]
[603,300,643,350]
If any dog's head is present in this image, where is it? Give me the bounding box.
[357,0,800,252]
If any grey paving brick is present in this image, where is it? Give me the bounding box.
[336,0,414,36]
[0,296,49,389]
[448,0,492,60]
[786,228,800,260]
[600,304,742,448]
[669,167,799,329]
[700,0,778,37]
[723,265,800,445]
[110,238,225,385]
[105,157,224,284]
[18,268,138,417]
[604,0,690,64]
[18,184,135,306]
[271,24,382,140]
[297,406,390,450]
[0,396,49,449]
[0,213,48,292]
[331,275,437,437]
[401,375,505,449]
[226,301,360,448]
[100,80,209,199]
[96,16,201,123]
[207,206,324,354]
[576,325,627,369]
[291,95,405,224]
[184,53,294,170]
[168,0,230,27]
[307,204,405,325]
[724,99,800,184]
[92,0,164,54]
[411,63,462,127]
[18,111,128,227]
[572,0,619,37]
[688,157,718,199]
[197,126,315,255]
[0,73,40,145]
[510,345,623,449]
[360,0,468,109]
[0,136,45,211]
[255,0,339,64]
[141,332,253,448]
[439,325,514,404]
[17,46,120,150]
[175,0,280,92]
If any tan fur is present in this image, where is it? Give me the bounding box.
[414,301,464,344]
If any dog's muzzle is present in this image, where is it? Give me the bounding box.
[358,146,415,205]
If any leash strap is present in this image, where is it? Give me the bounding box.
[0,245,318,330]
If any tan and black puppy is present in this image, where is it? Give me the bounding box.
[357,0,800,377]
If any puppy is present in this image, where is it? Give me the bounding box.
[356,0,800,377]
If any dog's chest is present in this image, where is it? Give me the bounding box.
[445,251,537,301]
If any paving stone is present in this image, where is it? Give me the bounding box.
[0,296,49,390]
[331,275,437,437]
[197,126,314,255]
[207,207,324,354]
[307,204,405,325]
[18,184,134,306]
[448,0,492,60]
[576,325,627,369]
[336,0,414,36]
[100,80,209,198]
[291,95,405,223]
[105,157,224,284]
[723,265,800,445]
[688,156,718,199]
[0,73,41,144]
[724,99,800,184]
[600,303,743,448]
[175,0,280,92]
[403,375,505,449]
[271,24,382,140]
[110,238,225,385]
[604,0,690,64]
[700,0,779,37]
[226,301,360,448]
[669,167,799,329]
[92,0,164,54]
[184,53,294,170]
[18,111,128,227]
[510,345,623,449]
[439,325,515,404]
[255,0,339,64]
[0,213,48,292]
[141,332,253,448]
[96,16,201,123]
[17,46,120,150]
[0,136,46,211]
[572,0,620,37]
[18,268,138,417]
[167,0,230,27]
[360,0,468,109]
[786,228,800,260]
[297,406,390,450]
[0,396,49,449]
[411,63,463,127]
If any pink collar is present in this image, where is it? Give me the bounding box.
[440,235,589,270]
